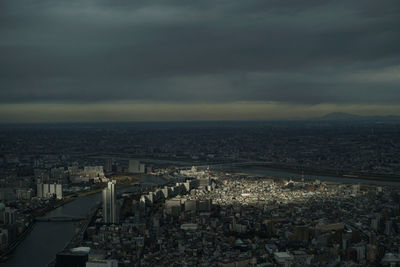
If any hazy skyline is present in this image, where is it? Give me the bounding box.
[1,0,400,122]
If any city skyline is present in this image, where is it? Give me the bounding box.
[1,118,400,265]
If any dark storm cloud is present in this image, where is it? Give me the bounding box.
[0,0,400,104]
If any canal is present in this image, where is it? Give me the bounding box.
[2,169,399,267]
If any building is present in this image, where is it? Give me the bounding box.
[37,183,63,199]
[274,252,294,266]
[0,229,8,250]
[102,180,119,224]
[37,183,43,199]
[16,188,33,200]
[146,166,153,174]
[185,200,197,213]
[104,159,113,173]
[50,167,68,183]
[198,199,212,212]
[49,183,56,195]
[128,160,145,174]
[180,223,198,231]
[56,247,90,267]
[2,207,16,225]
[34,169,50,182]
[86,259,118,267]
[381,253,400,266]
[139,163,145,173]
[84,166,105,179]
[0,188,15,201]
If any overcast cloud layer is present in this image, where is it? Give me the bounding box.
[1,0,400,121]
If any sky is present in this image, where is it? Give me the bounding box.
[1,0,400,122]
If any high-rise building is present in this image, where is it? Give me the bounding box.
[128,160,145,174]
[3,207,16,225]
[102,180,119,224]
[37,183,63,199]
[43,183,50,197]
[139,163,145,173]
[37,183,43,198]
[104,159,113,173]
[49,183,56,195]
[56,184,63,199]
[128,160,139,173]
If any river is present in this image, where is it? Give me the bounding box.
[2,169,399,267]
[231,167,400,186]
[0,175,167,267]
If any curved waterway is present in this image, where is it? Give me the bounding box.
[1,176,166,267]
[2,170,399,267]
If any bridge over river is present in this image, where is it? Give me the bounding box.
[36,215,85,222]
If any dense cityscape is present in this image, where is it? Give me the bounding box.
[1,0,400,266]
[1,120,400,179]
[0,122,399,266]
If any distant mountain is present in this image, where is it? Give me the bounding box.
[321,112,362,120]
[317,112,400,121]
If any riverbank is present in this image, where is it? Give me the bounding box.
[0,196,80,262]
[1,187,103,262]
[0,220,35,262]
[47,204,101,267]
